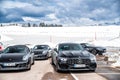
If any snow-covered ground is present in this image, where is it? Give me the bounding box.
[0,26,120,67]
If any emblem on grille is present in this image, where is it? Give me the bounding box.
[9,58,12,61]
[77,58,82,64]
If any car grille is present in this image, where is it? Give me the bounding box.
[67,58,90,65]
[0,58,22,62]
[34,51,43,55]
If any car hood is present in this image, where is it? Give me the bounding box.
[58,50,90,58]
[0,53,25,62]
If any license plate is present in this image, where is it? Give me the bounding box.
[4,63,16,66]
[74,64,86,68]
[35,55,39,57]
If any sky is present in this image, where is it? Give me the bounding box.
[0,0,120,26]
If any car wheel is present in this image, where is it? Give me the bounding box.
[51,58,54,65]
[90,69,95,72]
[45,53,49,60]
[55,63,60,72]
[32,58,35,65]
[98,52,103,56]
[27,61,31,70]
[91,49,97,55]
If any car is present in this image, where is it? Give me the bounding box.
[0,42,3,51]
[51,43,97,72]
[0,45,34,71]
[32,45,52,60]
[80,43,106,55]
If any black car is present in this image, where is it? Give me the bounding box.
[80,43,106,55]
[51,43,97,72]
[0,45,34,71]
[32,45,52,60]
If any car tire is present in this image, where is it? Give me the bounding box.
[98,52,103,56]
[45,53,49,60]
[32,58,35,65]
[51,58,54,65]
[90,69,95,72]
[91,49,97,55]
[27,60,31,70]
[55,63,60,72]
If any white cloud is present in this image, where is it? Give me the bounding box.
[1,1,32,9]
[79,18,97,25]
[22,17,40,22]
[46,13,57,20]
[0,0,119,26]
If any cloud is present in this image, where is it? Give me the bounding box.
[0,0,119,26]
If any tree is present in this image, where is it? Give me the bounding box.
[33,23,38,27]
[39,22,45,27]
[0,24,2,27]
[28,23,31,27]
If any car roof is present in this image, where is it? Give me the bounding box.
[59,42,79,45]
[8,45,28,48]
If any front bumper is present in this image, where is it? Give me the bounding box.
[34,54,48,59]
[57,58,97,71]
[57,63,97,71]
[0,62,29,71]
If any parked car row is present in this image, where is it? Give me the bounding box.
[0,42,106,72]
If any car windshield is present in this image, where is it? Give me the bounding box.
[34,45,48,50]
[59,44,83,51]
[3,46,26,53]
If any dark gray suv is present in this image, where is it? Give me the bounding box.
[51,43,97,72]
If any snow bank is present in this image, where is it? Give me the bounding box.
[0,34,13,42]
[111,52,120,67]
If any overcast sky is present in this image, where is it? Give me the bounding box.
[0,0,120,26]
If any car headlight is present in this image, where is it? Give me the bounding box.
[60,57,67,62]
[23,55,28,61]
[43,51,47,55]
[90,56,96,62]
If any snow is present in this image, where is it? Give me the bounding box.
[0,25,120,67]
[0,34,13,42]
[111,52,120,67]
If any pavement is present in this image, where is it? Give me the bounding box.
[0,56,120,80]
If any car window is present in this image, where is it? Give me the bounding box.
[59,44,83,51]
[4,46,26,53]
[34,45,48,50]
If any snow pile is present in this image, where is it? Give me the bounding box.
[111,52,120,67]
[92,39,120,47]
[0,34,13,42]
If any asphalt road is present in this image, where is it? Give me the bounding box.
[0,58,119,80]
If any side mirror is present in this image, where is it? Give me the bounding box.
[30,48,34,53]
[48,47,51,50]
[54,48,57,52]
[85,48,90,51]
